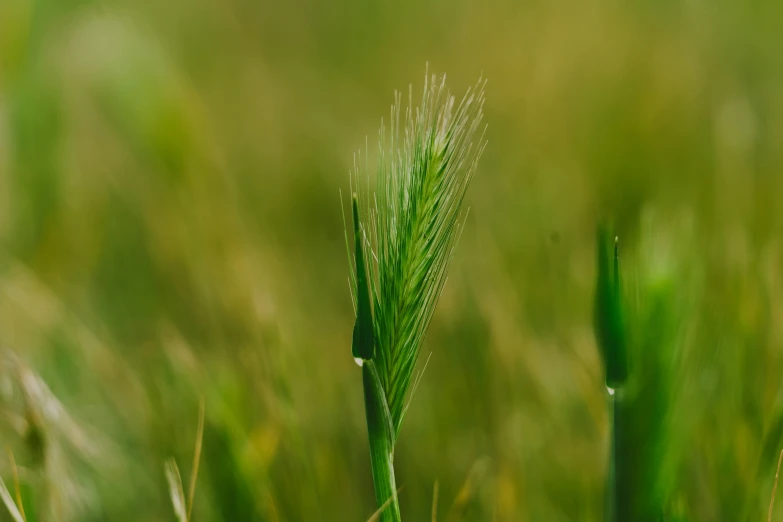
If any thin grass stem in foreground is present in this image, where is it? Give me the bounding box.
[165,401,205,522]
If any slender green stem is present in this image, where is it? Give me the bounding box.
[606,389,617,522]
[362,361,401,522]
[607,386,631,522]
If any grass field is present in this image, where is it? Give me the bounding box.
[2,0,783,520]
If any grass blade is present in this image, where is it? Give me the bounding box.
[594,227,628,389]
[594,229,629,521]
[352,194,376,362]
[186,399,205,521]
[431,481,439,522]
[6,450,26,522]
[0,476,25,522]
[769,449,783,522]
[165,459,188,522]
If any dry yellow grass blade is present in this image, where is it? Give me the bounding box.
[0,476,25,522]
[366,486,405,522]
[6,450,26,522]
[165,400,205,522]
[165,459,187,522]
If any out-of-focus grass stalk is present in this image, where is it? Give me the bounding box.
[345,72,485,521]
[165,400,205,522]
[0,450,27,522]
[594,227,629,522]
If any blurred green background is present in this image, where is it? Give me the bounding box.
[2,0,783,520]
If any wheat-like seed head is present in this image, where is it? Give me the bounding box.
[346,71,486,436]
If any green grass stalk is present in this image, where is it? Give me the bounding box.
[345,71,486,520]
[594,228,629,522]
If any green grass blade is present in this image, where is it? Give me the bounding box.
[594,226,628,389]
[352,194,376,361]
[595,228,629,521]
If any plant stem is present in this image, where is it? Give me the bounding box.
[362,361,401,522]
[608,386,631,522]
[607,388,617,522]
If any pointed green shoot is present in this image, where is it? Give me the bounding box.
[594,226,628,389]
[352,194,375,361]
